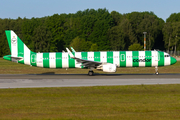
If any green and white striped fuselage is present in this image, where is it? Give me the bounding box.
[3,30,177,73]
[5,51,174,68]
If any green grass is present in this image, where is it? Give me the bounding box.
[0,85,180,119]
[0,58,180,74]
[1,58,180,119]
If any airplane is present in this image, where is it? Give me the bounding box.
[3,30,177,76]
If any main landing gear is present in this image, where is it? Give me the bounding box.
[88,70,94,76]
[155,66,159,75]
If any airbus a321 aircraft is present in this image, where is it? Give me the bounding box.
[3,30,177,76]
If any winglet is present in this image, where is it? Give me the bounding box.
[71,47,76,52]
[66,48,75,58]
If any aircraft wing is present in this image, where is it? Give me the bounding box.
[66,48,102,68]
[73,57,102,67]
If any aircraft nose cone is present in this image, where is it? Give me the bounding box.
[171,57,177,65]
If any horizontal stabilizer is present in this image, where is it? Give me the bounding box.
[3,55,23,62]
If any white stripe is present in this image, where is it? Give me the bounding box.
[152,51,158,67]
[100,52,107,63]
[49,53,56,68]
[139,51,145,67]
[75,52,81,68]
[126,51,132,67]
[113,51,119,67]
[62,53,69,68]
[36,53,43,67]
[24,45,30,65]
[88,52,94,61]
[11,31,18,57]
[164,53,170,66]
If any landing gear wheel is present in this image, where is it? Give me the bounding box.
[88,71,94,76]
[155,72,159,75]
[155,66,159,75]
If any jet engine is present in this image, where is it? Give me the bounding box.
[102,64,117,72]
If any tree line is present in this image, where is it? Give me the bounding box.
[0,8,180,57]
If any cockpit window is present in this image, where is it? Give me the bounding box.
[164,55,170,57]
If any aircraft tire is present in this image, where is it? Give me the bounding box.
[88,71,94,76]
[155,72,159,75]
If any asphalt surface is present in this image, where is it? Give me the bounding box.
[0,74,180,88]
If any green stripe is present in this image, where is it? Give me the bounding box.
[69,52,75,68]
[107,51,113,64]
[145,51,152,67]
[120,51,126,67]
[43,53,49,68]
[81,52,87,68]
[56,53,62,68]
[18,37,24,64]
[132,51,139,67]
[81,52,88,60]
[30,51,37,67]
[94,52,100,62]
[158,51,164,66]
[5,31,11,53]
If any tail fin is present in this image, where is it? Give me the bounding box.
[5,30,32,65]
[5,30,31,57]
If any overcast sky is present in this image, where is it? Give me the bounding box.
[1,0,180,21]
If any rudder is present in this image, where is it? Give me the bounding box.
[5,30,31,65]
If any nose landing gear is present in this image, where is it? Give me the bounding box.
[155,66,159,75]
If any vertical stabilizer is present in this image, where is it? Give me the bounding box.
[5,30,31,57]
[5,30,32,65]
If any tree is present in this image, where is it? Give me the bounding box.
[108,18,136,51]
[128,43,143,51]
[163,22,172,52]
[90,43,98,51]
[108,25,126,51]
[69,36,91,51]
[110,11,123,26]
[171,22,180,54]
[33,25,52,52]
[126,12,164,50]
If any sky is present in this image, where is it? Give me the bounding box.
[0,0,180,21]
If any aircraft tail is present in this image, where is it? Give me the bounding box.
[5,30,31,57]
[4,30,32,64]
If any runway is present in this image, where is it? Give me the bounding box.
[0,74,180,88]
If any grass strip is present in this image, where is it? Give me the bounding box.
[0,85,180,119]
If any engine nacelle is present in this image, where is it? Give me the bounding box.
[102,64,117,73]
